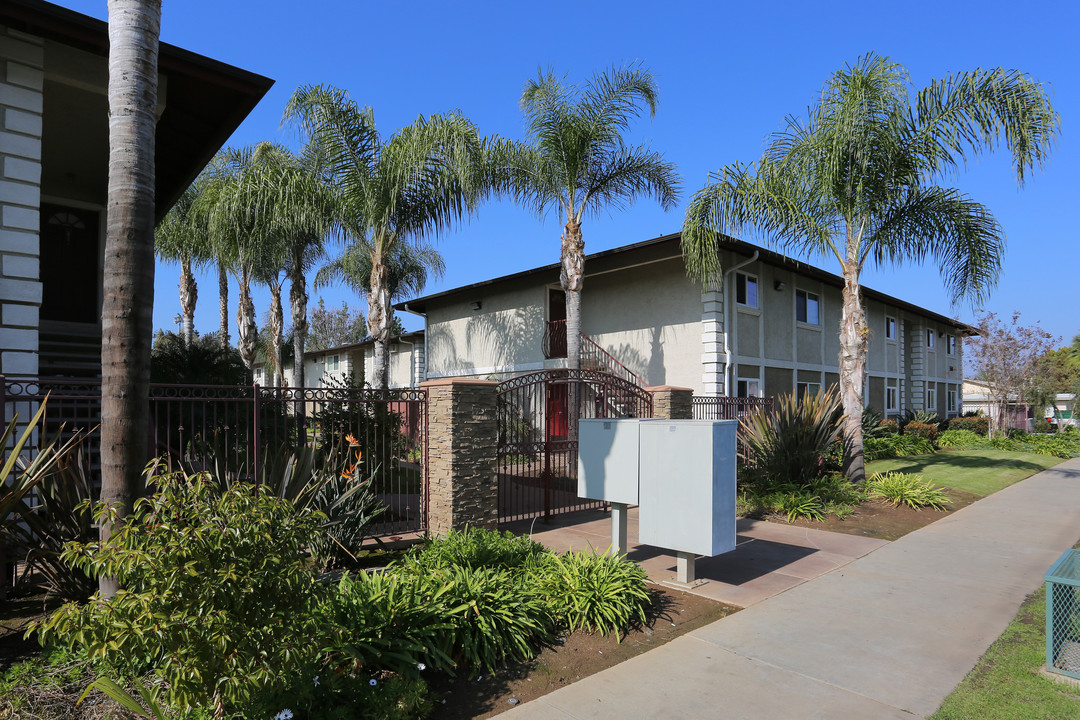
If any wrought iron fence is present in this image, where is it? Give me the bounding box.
[496,369,652,523]
[0,376,427,538]
[692,395,774,421]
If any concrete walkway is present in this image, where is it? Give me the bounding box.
[505,458,1080,719]
[504,509,887,607]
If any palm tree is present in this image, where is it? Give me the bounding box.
[316,242,446,383]
[100,0,161,598]
[682,54,1059,483]
[489,65,681,370]
[155,180,212,347]
[284,84,484,388]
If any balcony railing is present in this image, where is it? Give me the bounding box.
[542,320,646,388]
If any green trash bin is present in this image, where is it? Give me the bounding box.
[1045,549,1080,679]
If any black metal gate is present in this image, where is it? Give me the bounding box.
[496,369,652,523]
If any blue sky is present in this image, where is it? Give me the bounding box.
[70,1,1079,346]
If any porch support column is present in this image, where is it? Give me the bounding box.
[421,377,499,536]
[648,385,694,420]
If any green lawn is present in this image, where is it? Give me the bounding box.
[932,585,1080,719]
[866,448,1065,498]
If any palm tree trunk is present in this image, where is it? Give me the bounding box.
[179,256,197,347]
[218,263,229,349]
[561,218,584,371]
[368,250,390,389]
[100,0,161,598]
[839,259,868,484]
[289,266,308,390]
[269,285,284,387]
[236,269,257,371]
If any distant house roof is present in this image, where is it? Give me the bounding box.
[1,0,274,222]
[253,331,426,370]
[395,232,978,335]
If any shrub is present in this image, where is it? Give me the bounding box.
[862,408,892,439]
[878,419,899,435]
[738,387,842,489]
[534,550,650,638]
[36,469,327,717]
[863,434,934,460]
[903,421,938,443]
[947,416,990,436]
[1033,420,1053,434]
[866,472,950,510]
[409,526,547,572]
[937,429,989,449]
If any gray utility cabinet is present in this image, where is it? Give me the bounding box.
[638,420,737,557]
[577,418,738,557]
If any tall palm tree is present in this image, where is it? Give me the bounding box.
[682,54,1059,483]
[100,0,161,598]
[284,84,484,388]
[489,66,681,369]
[316,242,446,383]
[155,180,211,347]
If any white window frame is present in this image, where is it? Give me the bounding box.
[926,385,938,411]
[737,378,761,398]
[327,354,340,372]
[885,316,896,341]
[796,381,822,398]
[947,389,958,413]
[886,385,898,412]
[795,289,820,325]
[926,328,935,348]
[735,272,758,308]
[946,335,956,355]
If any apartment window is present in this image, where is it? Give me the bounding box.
[327,354,340,372]
[796,289,820,324]
[946,335,956,355]
[947,389,958,414]
[886,386,899,412]
[926,386,937,411]
[796,381,822,398]
[885,316,896,340]
[736,272,758,308]
[737,378,761,398]
[926,329,935,348]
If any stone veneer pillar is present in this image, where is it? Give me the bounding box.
[648,385,694,420]
[421,377,499,536]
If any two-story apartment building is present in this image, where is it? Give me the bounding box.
[397,232,973,418]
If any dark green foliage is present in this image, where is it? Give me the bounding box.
[938,429,990,449]
[1033,420,1053,433]
[150,330,248,385]
[738,387,843,489]
[738,473,867,522]
[533,550,651,638]
[947,416,990,436]
[36,470,327,716]
[863,434,936,461]
[866,472,950,510]
[408,526,547,572]
[904,421,939,443]
[862,408,894,439]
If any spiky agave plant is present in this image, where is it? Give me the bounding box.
[738,386,843,489]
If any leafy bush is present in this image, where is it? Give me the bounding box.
[739,474,865,522]
[866,472,950,510]
[36,469,327,717]
[863,434,935,460]
[862,408,893,439]
[738,387,842,489]
[408,526,547,572]
[947,416,990,436]
[937,429,989,449]
[878,418,899,435]
[1033,420,1053,434]
[533,550,650,638]
[903,421,938,443]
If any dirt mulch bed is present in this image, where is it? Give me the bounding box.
[776,487,981,541]
[427,586,734,719]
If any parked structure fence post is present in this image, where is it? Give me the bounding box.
[648,385,694,420]
[421,377,499,536]
[252,383,261,485]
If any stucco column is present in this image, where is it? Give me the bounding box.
[421,377,499,536]
[648,385,694,420]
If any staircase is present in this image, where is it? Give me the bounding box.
[39,320,101,379]
[542,320,647,418]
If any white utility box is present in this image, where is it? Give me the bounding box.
[577,418,642,505]
[638,419,738,557]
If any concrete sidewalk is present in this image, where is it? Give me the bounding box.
[505,458,1080,719]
